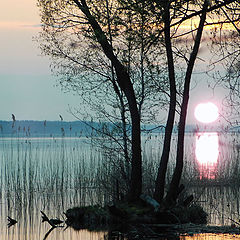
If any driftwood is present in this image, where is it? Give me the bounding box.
[40,211,64,227]
[43,227,55,240]
[140,194,160,212]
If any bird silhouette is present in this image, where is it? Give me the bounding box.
[7,216,17,228]
[11,114,16,122]
[41,211,64,227]
[11,114,16,128]
[59,115,63,121]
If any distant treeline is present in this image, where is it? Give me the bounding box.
[0,120,102,138]
[0,120,237,138]
[0,120,166,138]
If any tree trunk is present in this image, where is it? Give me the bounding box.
[154,2,176,203]
[74,0,142,201]
[165,1,208,205]
[114,64,142,202]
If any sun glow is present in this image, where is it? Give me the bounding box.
[195,132,219,164]
[194,102,219,123]
[195,132,219,179]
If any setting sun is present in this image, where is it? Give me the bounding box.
[194,102,219,123]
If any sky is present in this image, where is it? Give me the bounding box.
[0,1,228,124]
[0,0,80,121]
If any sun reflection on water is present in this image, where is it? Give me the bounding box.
[181,233,240,240]
[195,132,219,179]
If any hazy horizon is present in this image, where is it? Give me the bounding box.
[0,0,230,124]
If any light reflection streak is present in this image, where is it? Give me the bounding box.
[195,132,219,179]
[181,233,240,240]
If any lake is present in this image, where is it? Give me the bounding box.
[0,132,240,239]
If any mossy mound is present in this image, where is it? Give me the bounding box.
[65,202,207,231]
[65,205,109,230]
[108,201,207,225]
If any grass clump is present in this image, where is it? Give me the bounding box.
[171,204,208,224]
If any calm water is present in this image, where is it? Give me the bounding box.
[181,234,240,239]
[0,133,240,239]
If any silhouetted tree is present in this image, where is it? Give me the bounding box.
[37,0,240,204]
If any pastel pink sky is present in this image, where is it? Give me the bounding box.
[0,1,227,124]
[0,1,39,24]
[0,1,81,121]
[0,1,46,74]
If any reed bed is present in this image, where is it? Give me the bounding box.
[0,130,240,227]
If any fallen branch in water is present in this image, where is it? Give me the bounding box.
[40,211,64,228]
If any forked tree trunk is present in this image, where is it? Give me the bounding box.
[165,1,208,205]
[154,2,176,203]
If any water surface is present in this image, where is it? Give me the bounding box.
[0,133,240,239]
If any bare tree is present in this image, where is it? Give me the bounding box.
[207,2,240,125]
[37,0,240,204]
[38,0,168,201]
[152,0,240,205]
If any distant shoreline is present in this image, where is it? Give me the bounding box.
[0,120,239,137]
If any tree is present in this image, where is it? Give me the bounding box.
[164,0,208,204]
[38,0,167,201]
[152,0,240,205]
[38,0,240,205]
[207,3,240,125]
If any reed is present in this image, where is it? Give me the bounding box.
[0,126,240,228]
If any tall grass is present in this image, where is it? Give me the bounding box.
[0,128,240,228]
[1,137,100,222]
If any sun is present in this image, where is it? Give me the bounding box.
[194,102,219,123]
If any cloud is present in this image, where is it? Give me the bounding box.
[0,21,42,30]
[20,24,44,28]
